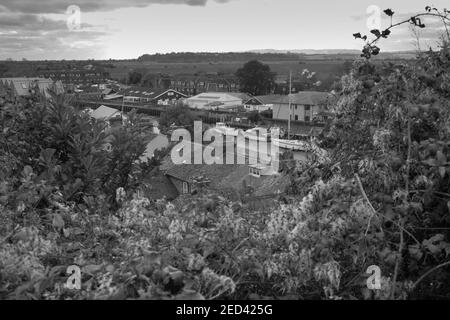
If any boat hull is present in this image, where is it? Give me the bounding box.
[272,139,310,151]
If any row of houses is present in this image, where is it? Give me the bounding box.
[0,77,65,101]
[37,65,110,86]
[146,73,240,95]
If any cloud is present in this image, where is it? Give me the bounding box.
[0,0,234,14]
[0,0,237,59]
[0,11,108,60]
[0,13,80,30]
[0,28,108,60]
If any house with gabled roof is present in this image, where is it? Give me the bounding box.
[0,77,64,101]
[272,91,333,123]
[243,95,281,112]
[164,162,290,204]
[160,138,289,202]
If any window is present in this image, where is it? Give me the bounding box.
[305,115,310,122]
[182,182,189,194]
[305,105,311,111]
[295,115,298,121]
[249,167,261,177]
[294,105,298,110]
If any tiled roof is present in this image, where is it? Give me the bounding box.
[142,169,179,201]
[165,162,290,198]
[274,91,333,105]
[166,164,248,187]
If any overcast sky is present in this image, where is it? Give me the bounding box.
[0,0,448,60]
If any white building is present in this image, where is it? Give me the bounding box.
[184,92,247,110]
[272,91,333,122]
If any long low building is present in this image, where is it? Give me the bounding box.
[184,92,250,110]
[272,91,334,122]
[120,88,187,105]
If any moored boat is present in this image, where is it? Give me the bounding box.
[272,138,311,151]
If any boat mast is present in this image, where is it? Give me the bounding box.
[287,70,292,140]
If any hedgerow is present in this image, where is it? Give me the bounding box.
[0,6,449,300]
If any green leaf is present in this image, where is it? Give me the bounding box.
[83,264,103,275]
[436,151,447,166]
[408,244,423,260]
[439,166,446,178]
[383,9,394,16]
[422,158,438,167]
[52,214,65,230]
[370,29,381,37]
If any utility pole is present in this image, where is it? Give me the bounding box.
[287,71,292,140]
[121,95,125,125]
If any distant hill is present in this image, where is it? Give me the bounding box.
[247,49,362,55]
[137,52,303,63]
[137,50,417,63]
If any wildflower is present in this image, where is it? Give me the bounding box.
[116,187,126,203]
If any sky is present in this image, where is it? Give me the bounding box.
[0,0,448,60]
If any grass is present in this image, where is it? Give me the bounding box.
[109,60,350,82]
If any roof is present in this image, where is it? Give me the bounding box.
[165,162,290,198]
[103,93,124,100]
[227,92,251,101]
[121,88,187,99]
[273,91,333,105]
[226,170,290,197]
[142,169,179,201]
[166,164,248,187]
[0,77,64,97]
[244,95,282,105]
[204,101,225,107]
[91,105,121,120]
[102,88,116,95]
[186,92,244,103]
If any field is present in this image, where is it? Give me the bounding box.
[109,59,350,83]
[109,51,415,83]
